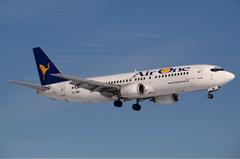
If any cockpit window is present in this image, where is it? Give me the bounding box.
[210,67,224,72]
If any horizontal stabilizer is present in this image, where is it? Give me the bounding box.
[9,80,49,91]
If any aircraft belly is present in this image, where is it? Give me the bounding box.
[39,88,109,103]
[65,88,109,103]
[38,91,66,101]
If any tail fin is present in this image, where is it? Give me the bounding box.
[33,47,66,85]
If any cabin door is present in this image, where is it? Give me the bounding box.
[196,67,203,79]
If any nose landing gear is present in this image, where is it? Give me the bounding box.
[207,86,220,99]
[207,93,214,99]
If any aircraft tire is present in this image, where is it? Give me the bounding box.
[132,104,141,111]
[208,93,214,99]
[114,100,123,107]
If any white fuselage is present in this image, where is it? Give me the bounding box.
[38,64,235,103]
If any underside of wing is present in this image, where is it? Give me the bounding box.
[52,73,120,98]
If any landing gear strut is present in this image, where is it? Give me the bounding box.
[114,100,123,107]
[132,99,141,111]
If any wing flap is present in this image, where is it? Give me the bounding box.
[9,80,49,91]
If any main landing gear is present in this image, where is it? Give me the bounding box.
[113,99,142,111]
[113,100,123,107]
[132,99,141,111]
[132,103,141,111]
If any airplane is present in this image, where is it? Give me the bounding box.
[10,47,235,111]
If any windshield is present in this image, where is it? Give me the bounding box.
[210,67,224,72]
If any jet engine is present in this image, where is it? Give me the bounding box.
[120,83,145,98]
[152,94,179,104]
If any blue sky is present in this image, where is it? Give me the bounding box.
[1,0,240,158]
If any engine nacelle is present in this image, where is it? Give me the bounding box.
[120,83,145,98]
[153,94,179,104]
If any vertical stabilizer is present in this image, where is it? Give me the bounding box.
[33,47,66,85]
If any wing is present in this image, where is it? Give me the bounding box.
[9,80,49,91]
[52,73,120,98]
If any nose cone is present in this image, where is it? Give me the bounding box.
[225,71,235,82]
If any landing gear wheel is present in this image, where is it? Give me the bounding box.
[114,100,123,107]
[132,104,141,111]
[208,93,214,99]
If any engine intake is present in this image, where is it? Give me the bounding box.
[120,83,145,98]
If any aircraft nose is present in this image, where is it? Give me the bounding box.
[225,71,235,82]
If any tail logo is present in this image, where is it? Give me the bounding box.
[39,63,50,80]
